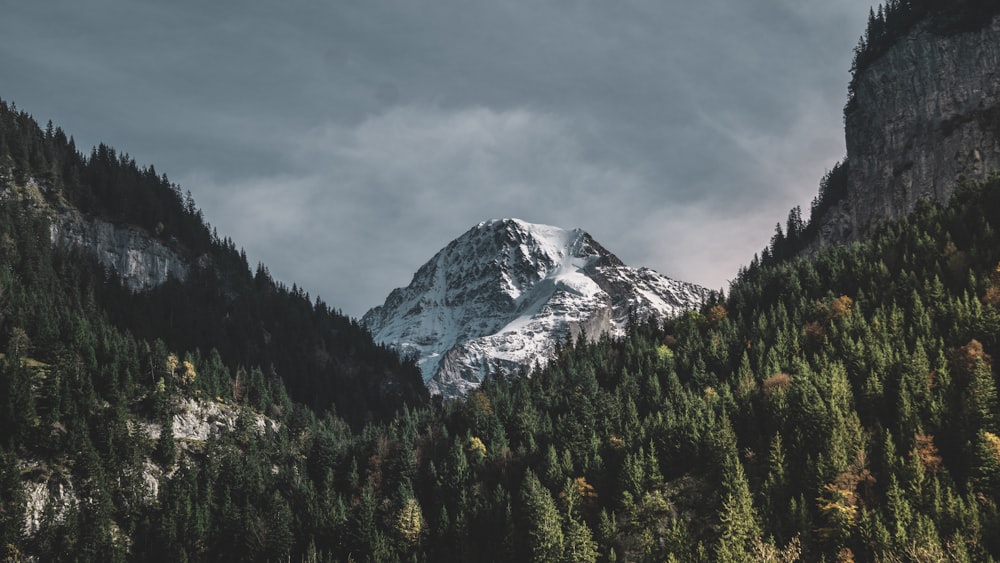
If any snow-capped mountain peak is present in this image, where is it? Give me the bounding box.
[362,218,709,397]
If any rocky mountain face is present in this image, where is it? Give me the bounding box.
[809,15,1000,248]
[0,176,190,292]
[363,219,710,397]
[50,211,190,291]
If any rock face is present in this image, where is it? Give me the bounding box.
[166,398,279,443]
[363,219,709,397]
[21,397,279,538]
[23,476,77,536]
[50,212,189,291]
[811,15,1000,247]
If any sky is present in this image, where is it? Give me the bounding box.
[0,0,874,318]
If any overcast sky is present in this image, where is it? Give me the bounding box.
[0,0,873,317]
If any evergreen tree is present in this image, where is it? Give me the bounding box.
[521,470,564,562]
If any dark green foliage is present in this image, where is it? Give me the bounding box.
[6,99,1000,560]
[519,470,564,561]
[0,98,428,429]
[0,101,425,560]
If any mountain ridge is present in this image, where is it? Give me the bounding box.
[6,3,1000,560]
[363,218,710,396]
[0,99,428,428]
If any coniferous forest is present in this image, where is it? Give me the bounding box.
[0,99,427,430]
[4,4,1000,562]
[5,101,1000,561]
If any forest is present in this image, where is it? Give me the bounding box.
[0,98,427,430]
[4,90,1000,561]
[5,1,1000,558]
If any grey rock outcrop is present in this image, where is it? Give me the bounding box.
[810,15,1000,247]
[50,212,189,291]
[23,474,77,536]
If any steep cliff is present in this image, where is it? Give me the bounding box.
[810,14,1000,247]
[50,211,190,291]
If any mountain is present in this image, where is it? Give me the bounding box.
[363,218,710,396]
[803,3,1000,252]
[8,3,1000,561]
[0,100,427,429]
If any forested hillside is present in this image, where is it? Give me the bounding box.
[0,99,427,428]
[4,98,1000,559]
[3,2,1000,558]
[263,176,1000,562]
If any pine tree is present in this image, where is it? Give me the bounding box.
[562,514,598,563]
[714,420,761,561]
[520,470,564,562]
[716,456,761,561]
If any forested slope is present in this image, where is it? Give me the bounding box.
[332,176,1000,562]
[4,1,1000,554]
[5,161,1000,560]
[0,99,427,428]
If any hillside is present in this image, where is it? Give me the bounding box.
[4,130,1000,560]
[0,99,428,428]
[8,171,999,561]
[3,2,1000,561]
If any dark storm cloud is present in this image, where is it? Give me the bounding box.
[0,0,873,316]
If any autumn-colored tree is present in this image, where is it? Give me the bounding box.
[395,496,426,548]
[913,434,943,474]
[803,320,828,346]
[762,373,793,397]
[706,304,729,327]
[830,295,854,319]
[982,262,1000,306]
[467,435,487,463]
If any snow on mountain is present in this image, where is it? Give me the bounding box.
[362,218,710,397]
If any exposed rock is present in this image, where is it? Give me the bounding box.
[20,398,279,543]
[142,398,280,443]
[809,15,1000,248]
[21,466,77,537]
[171,398,236,442]
[49,211,189,291]
[141,460,161,504]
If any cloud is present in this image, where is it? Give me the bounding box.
[194,96,847,317]
[192,105,649,316]
[0,0,878,319]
